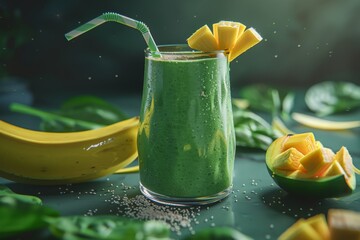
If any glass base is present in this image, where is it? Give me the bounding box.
[140,182,232,206]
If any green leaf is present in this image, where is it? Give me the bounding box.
[0,185,58,238]
[0,185,42,205]
[10,103,104,131]
[46,216,171,240]
[233,105,279,150]
[60,95,127,125]
[270,89,281,117]
[0,185,170,239]
[305,81,360,116]
[281,92,295,121]
[239,84,295,119]
[239,84,276,113]
[0,199,58,238]
[10,95,128,132]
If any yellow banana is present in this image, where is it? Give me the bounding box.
[0,117,139,185]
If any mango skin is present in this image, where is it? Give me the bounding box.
[266,134,356,198]
[267,168,353,198]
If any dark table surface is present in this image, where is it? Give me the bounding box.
[1,91,359,239]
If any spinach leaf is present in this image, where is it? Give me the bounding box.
[233,105,280,150]
[233,84,295,150]
[280,91,295,121]
[57,95,127,126]
[10,95,128,132]
[0,185,42,205]
[239,84,274,113]
[0,185,58,238]
[46,216,171,240]
[0,185,170,239]
[239,84,295,119]
[305,81,360,116]
[10,103,105,131]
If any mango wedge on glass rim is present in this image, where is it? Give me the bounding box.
[228,27,263,61]
[213,21,246,51]
[187,20,262,62]
[186,25,218,52]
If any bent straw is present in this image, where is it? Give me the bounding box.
[65,12,160,56]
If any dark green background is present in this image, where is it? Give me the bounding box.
[1,2,360,239]
[1,0,360,100]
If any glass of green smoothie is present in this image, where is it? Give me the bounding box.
[138,44,235,206]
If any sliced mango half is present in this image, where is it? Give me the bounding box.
[306,214,331,240]
[280,210,360,240]
[187,20,262,62]
[279,214,330,240]
[266,133,357,198]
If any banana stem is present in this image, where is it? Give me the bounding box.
[10,103,104,129]
[114,165,139,174]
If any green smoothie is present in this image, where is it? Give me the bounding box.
[138,46,235,202]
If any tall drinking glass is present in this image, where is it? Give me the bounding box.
[138,45,235,206]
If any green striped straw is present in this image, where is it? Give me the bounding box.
[65,12,160,57]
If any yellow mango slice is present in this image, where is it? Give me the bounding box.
[228,27,262,62]
[334,146,354,178]
[266,135,290,162]
[273,147,304,171]
[323,161,346,177]
[300,147,335,177]
[328,209,360,240]
[213,21,246,51]
[306,214,331,240]
[316,141,323,149]
[278,219,323,240]
[287,169,313,179]
[283,132,317,155]
[187,21,262,62]
[187,25,218,52]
